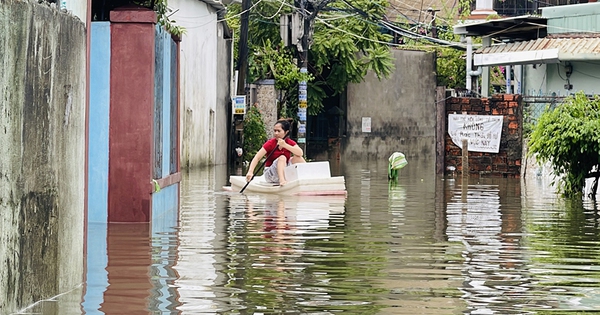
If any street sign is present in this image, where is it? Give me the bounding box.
[234,95,246,115]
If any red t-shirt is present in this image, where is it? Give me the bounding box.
[263,138,297,167]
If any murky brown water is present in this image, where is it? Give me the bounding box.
[14,160,600,314]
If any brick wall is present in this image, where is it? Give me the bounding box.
[445,94,523,178]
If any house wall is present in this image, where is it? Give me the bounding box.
[170,0,230,168]
[216,22,233,165]
[544,2,600,34]
[546,62,600,96]
[344,49,437,169]
[0,2,86,312]
[62,0,87,22]
[523,64,547,96]
[525,61,600,97]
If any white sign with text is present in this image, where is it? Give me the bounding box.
[448,114,503,153]
[362,117,371,133]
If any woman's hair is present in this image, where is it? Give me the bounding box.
[275,118,294,132]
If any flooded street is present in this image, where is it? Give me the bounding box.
[16,159,600,314]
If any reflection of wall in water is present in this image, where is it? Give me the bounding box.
[176,167,228,312]
[444,179,527,313]
[100,224,153,314]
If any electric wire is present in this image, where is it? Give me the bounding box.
[217,0,265,22]
[178,0,464,50]
[255,0,288,20]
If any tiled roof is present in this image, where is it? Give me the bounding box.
[476,35,600,61]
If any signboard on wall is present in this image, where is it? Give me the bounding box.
[362,117,371,133]
[448,114,503,153]
[234,96,246,115]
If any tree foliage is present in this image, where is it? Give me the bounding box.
[91,0,186,36]
[242,106,268,163]
[434,26,466,90]
[248,39,314,91]
[227,0,394,117]
[528,91,600,197]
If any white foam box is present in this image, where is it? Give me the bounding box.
[284,161,331,181]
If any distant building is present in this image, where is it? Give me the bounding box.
[457,2,600,105]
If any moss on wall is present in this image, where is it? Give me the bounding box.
[0,1,86,312]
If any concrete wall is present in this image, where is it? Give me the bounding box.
[345,49,437,166]
[170,1,231,168]
[108,9,156,222]
[0,1,86,312]
[250,80,278,139]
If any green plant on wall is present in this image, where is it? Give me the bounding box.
[150,0,187,37]
[528,91,600,198]
[91,0,186,37]
[242,106,268,163]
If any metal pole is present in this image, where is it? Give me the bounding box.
[297,0,309,155]
[462,139,469,180]
[236,0,251,96]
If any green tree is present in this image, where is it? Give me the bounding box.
[528,91,600,198]
[228,0,394,117]
[434,26,466,90]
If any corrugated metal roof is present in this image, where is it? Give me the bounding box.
[476,36,600,60]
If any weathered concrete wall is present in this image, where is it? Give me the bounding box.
[445,95,523,177]
[170,1,231,168]
[250,80,278,139]
[0,1,86,312]
[345,49,437,167]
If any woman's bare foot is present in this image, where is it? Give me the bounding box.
[279,180,287,186]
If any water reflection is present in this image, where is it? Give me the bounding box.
[224,194,363,313]
[445,178,532,314]
[17,162,600,314]
[100,224,153,314]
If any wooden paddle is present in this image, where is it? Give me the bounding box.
[240,135,288,193]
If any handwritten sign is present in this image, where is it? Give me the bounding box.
[448,114,503,153]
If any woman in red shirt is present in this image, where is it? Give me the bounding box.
[246,119,306,186]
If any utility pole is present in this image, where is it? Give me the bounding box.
[231,0,251,169]
[427,8,439,39]
[237,0,251,96]
[296,0,309,153]
[295,0,333,155]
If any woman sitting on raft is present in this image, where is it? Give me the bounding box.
[245,119,306,186]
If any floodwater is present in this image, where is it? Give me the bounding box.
[14,159,600,314]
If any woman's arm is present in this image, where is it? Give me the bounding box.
[277,138,303,156]
[246,147,267,181]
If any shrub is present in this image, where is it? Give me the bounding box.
[242,106,268,163]
[528,91,600,197]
